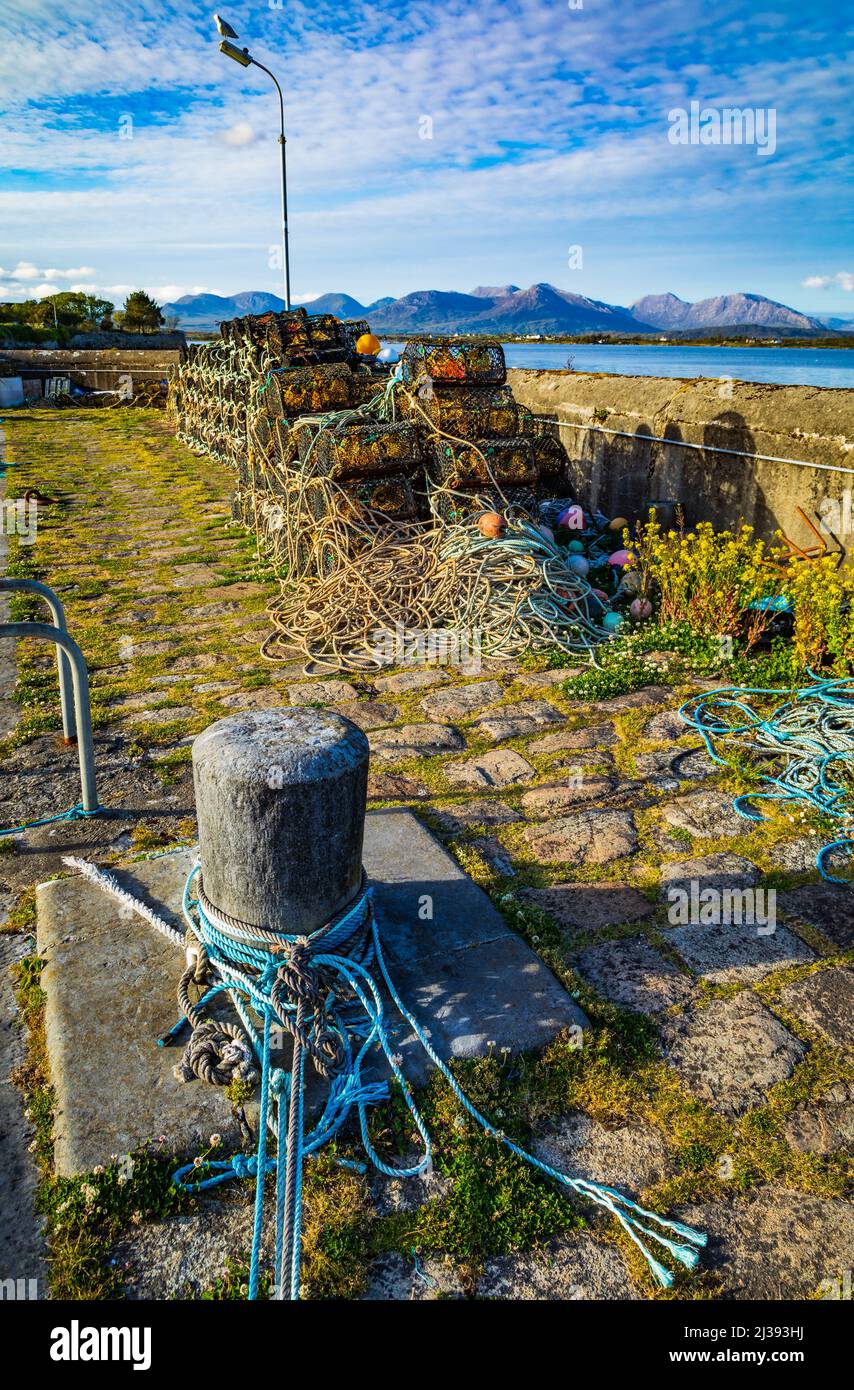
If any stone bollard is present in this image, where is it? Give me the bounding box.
[192,708,369,935]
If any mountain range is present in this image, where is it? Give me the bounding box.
[161,284,832,336]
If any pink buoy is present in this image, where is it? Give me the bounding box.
[629,597,653,622]
[608,548,636,569]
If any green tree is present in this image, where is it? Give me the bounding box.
[29,291,113,330]
[117,290,164,332]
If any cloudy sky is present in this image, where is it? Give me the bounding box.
[0,0,851,314]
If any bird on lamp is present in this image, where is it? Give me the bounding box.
[214,13,239,39]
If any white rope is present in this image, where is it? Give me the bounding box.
[61,855,186,947]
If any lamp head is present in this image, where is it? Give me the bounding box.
[219,39,252,67]
[214,14,240,39]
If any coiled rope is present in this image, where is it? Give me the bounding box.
[679,673,854,883]
[158,866,706,1299]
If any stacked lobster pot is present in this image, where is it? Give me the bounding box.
[395,337,572,522]
[170,307,385,526]
[170,314,576,572]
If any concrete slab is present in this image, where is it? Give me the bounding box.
[37,810,586,1175]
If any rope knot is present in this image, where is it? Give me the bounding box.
[173,1020,259,1088]
[272,936,320,1009]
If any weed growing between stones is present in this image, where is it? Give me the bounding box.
[10,952,189,1298]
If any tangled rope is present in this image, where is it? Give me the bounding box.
[170,314,628,675]
[158,867,707,1300]
[679,673,854,883]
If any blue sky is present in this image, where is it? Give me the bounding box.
[0,0,851,315]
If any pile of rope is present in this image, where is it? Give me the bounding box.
[680,673,854,883]
[170,314,628,672]
[62,855,708,1300]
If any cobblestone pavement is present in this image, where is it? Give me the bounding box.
[0,409,851,1300]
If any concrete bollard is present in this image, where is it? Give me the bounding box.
[192,708,369,936]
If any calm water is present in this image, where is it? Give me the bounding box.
[498,342,852,388]
[386,339,851,387]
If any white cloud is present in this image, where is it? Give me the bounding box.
[802,272,853,292]
[45,265,98,279]
[221,123,255,148]
[7,261,41,281]
[33,282,60,296]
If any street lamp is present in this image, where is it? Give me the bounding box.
[215,15,292,310]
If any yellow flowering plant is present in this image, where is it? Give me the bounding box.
[780,556,854,673]
[629,514,781,649]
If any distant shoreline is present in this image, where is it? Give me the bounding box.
[185,328,851,349]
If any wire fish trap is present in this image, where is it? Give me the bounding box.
[311,421,423,482]
[428,436,538,489]
[307,313,347,350]
[400,337,506,389]
[401,384,520,442]
[340,474,419,521]
[342,319,372,351]
[263,308,313,357]
[531,433,571,491]
[263,364,355,419]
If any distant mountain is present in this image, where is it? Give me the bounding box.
[364,283,649,334]
[816,314,854,332]
[299,292,367,318]
[161,290,285,328]
[630,292,825,334]
[162,284,832,337]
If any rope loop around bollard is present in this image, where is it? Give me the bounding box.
[168,865,708,1300]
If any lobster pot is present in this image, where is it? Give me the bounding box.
[342,319,372,351]
[427,436,537,489]
[400,384,519,441]
[265,308,313,357]
[268,363,355,418]
[481,486,539,517]
[342,474,419,522]
[312,421,423,482]
[273,418,297,472]
[400,338,506,389]
[308,313,347,351]
[250,412,274,471]
[531,433,571,491]
[350,367,387,406]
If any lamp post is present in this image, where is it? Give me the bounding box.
[215,17,292,311]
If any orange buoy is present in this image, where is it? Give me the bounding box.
[356,333,382,356]
[477,510,506,539]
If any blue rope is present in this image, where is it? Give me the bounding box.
[172,868,707,1297]
[0,802,103,837]
[679,672,854,884]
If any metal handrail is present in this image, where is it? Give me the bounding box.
[0,578,76,742]
[0,620,98,811]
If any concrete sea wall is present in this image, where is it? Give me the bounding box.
[507,369,854,550]
[0,346,183,392]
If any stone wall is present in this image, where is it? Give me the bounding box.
[0,346,184,391]
[507,369,854,550]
